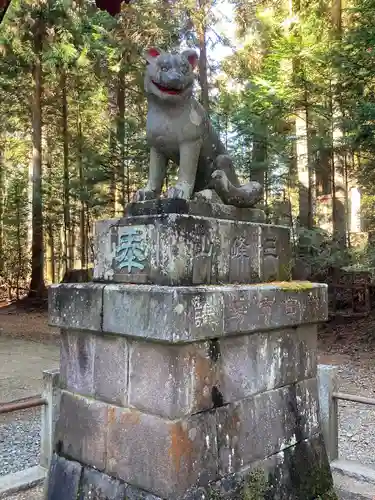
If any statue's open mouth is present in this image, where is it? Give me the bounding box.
[152,80,183,95]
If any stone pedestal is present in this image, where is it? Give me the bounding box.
[46,201,335,500]
[93,200,290,285]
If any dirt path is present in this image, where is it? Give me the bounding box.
[0,304,59,402]
[0,305,58,344]
[0,336,59,404]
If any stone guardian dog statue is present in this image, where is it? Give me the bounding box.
[133,47,263,208]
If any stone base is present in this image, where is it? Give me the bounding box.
[125,199,266,223]
[47,280,334,499]
[49,282,327,342]
[47,434,335,499]
[93,203,290,286]
[46,281,333,499]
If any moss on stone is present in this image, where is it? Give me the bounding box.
[242,469,268,500]
[282,436,334,499]
[316,487,339,500]
[207,489,223,500]
[273,280,314,291]
[280,262,293,280]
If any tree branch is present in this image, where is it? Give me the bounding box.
[0,0,12,25]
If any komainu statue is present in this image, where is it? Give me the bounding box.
[134,47,263,208]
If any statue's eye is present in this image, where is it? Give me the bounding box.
[161,66,169,72]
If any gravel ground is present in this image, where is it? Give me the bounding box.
[335,358,375,465]
[0,409,41,477]
[2,486,43,500]
[0,312,58,482]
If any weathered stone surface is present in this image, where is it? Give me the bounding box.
[209,434,333,499]
[49,283,327,343]
[295,377,320,439]
[46,454,82,500]
[216,380,321,475]
[125,199,266,223]
[60,329,95,396]
[55,391,108,470]
[317,364,339,461]
[94,218,116,285]
[47,434,334,499]
[93,213,290,285]
[297,324,317,379]
[265,433,333,499]
[261,225,291,282]
[94,335,128,405]
[222,283,327,336]
[106,408,218,498]
[80,468,126,499]
[128,340,220,418]
[102,283,327,342]
[49,283,104,330]
[124,484,162,500]
[102,284,224,342]
[220,325,317,402]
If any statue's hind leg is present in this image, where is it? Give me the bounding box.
[214,154,241,187]
[210,155,263,208]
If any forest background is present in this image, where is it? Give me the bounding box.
[0,0,374,300]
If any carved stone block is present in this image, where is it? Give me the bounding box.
[94,334,128,406]
[220,325,317,402]
[55,391,108,470]
[93,211,291,286]
[49,282,328,343]
[60,329,95,397]
[106,408,218,498]
[216,379,320,475]
[47,435,334,500]
[128,340,219,419]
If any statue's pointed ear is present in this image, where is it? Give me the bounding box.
[143,47,163,64]
[182,49,199,69]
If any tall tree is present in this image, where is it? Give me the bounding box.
[0,146,4,275]
[29,4,46,297]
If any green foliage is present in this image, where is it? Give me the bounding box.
[0,0,181,293]
[242,469,268,500]
[213,0,337,203]
[2,0,375,292]
[295,227,353,280]
[0,162,29,297]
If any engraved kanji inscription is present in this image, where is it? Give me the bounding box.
[115,227,146,272]
[192,295,217,328]
[228,292,250,329]
[285,297,299,316]
[263,235,277,257]
[231,236,251,259]
[259,296,275,326]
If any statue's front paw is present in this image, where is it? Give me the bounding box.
[133,188,158,202]
[167,182,192,200]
